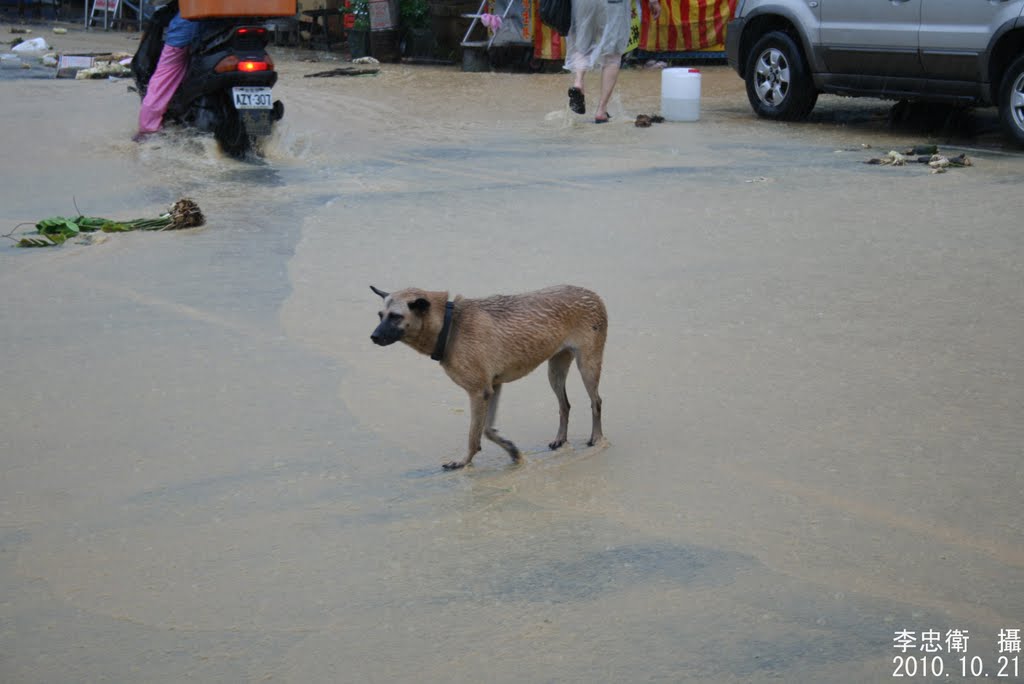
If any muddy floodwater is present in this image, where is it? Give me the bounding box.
[2,26,1023,683]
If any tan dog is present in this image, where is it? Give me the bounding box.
[370,285,607,470]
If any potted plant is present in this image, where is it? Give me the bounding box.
[400,0,433,57]
[346,0,371,59]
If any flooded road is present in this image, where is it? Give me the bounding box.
[2,27,1023,683]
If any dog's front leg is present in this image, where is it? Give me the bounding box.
[484,383,522,463]
[442,389,489,470]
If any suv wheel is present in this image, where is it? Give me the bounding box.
[744,31,818,121]
[999,53,1024,147]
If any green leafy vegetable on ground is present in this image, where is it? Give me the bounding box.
[14,198,205,248]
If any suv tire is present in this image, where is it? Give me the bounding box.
[999,53,1024,147]
[744,31,818,121]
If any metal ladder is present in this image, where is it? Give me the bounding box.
[460,0,520,52]
[86,0,121,29]
[86,0,146,30]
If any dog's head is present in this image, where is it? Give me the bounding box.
[370,285,432,347]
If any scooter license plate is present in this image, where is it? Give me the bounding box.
[232,87,273,110]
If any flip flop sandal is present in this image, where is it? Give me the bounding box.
[594,113,611,124]
[568,87,586,114]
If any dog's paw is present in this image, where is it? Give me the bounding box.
[548,438,567,450]
[442,461,466,470]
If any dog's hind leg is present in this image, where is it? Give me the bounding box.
[577,353,604,446]
[484,384,522,463]
[547,349,573,449]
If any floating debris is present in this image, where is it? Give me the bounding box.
[927,153,972,173]
[168,198,205,229]
[11,36,49,53]
[56,52,133,78]
[865,150,907,166]
[634,113,665,128]
[865,147,972,172]
[75,60,131,79]
[928,153,971,167]
[17,234,57,247]
[304,66,379,77]
[12,198,205,248]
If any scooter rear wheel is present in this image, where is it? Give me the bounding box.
[215,105,252,158]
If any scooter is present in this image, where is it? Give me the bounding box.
[131,1,284,157]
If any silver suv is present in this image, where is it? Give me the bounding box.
[725,0,1024,145]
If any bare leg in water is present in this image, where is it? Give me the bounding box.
[569,59,587,114]
[593,55,621,122]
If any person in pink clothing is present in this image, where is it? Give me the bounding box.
[134,11,201,140]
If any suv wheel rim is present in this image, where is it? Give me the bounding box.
[754,47,790,106]
[1012,72,1024,131]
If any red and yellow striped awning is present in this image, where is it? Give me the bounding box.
[529,0,737,61]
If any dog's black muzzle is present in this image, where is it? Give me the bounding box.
[371,322,403,346]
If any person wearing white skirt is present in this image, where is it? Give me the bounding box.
[565,0,660,122]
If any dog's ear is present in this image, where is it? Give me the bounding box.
[370,285,389,299]
[409,298,430,313]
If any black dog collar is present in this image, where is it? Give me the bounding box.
[430,301,455,362]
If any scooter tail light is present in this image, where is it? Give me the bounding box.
[214,55,239,73]
[237,60,270,72]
